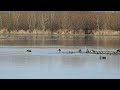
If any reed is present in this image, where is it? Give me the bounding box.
[0,29,120,36]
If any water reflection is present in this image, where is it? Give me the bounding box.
[61,56,86,68]
[0,35,120,48]
[84,35,94,46]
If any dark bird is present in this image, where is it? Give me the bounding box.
[117,49,120,52]
[58,49,61,52]
[99,56,106,60]
[26,50,32,52]
[86,49,89,53]
[102,57,106,59]
[79,49,82,53]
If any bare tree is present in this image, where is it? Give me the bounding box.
[12,11,20,30]
[41,12,45,31]
[0,15,2,30]
[0,11,120,35]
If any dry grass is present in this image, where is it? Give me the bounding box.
[0,29,120,36]
[0,29,9,34]
[56,29,85,35]
[0,29,52,35]
[93,30,120,36]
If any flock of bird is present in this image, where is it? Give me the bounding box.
[26,48,120,60]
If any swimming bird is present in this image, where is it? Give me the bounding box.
[58,49,61,52]
[26,50,32,52]
[79,49,82,53]
[86,49,89,53]
[99,56,106,60]
[90,50,95,53]
[117,49,120,52]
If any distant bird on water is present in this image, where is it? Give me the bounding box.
[86,49,89,53]
[79,49,82,53]
[58,49,61,52]
[26,50,32,52]
[117,49,120,52]
[99,56,106,60]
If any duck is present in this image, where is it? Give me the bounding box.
[58,49,61,52]
[90,50,95,53]
[78,49,82,53]
[117,49,120,52]
[99,56,106,60]
[26,50,32,52]
[86,49,89,53]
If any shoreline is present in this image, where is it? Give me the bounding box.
[0,29,120,36]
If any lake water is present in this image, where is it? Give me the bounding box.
[0,35,120,79]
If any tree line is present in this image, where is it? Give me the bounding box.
[0,11,120,34]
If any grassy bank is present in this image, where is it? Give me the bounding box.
[0,29,120,36]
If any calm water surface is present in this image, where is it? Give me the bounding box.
[0,35,120,79]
